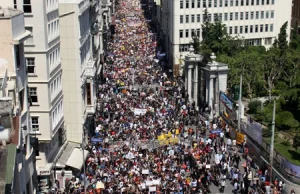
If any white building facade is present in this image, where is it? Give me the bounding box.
[59,0,94,143]
[0,7,36,193]
[3,0,66,182]
[164,0,292,73]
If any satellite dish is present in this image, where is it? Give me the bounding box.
[91,22,99,35]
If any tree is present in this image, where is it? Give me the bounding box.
[190,35,201,54]
[293,134,300,151]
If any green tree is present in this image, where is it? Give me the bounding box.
[293,134,300,151]
[275,21,288,56]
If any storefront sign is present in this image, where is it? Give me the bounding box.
[236,132,245,145]
[38,168,51,176]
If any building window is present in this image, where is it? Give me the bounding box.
[250,12,254,19]
[208,14,212,21]
[26,58,35,74]
[192,0,195,8]
[214,0,217,7]
[241,0,244,5]
[224,13,228,21]
[265,24,269,32]
[186,15,189,23]
[29,87,38,103]
[191,29,195,36]
[14,0,17,9]
[235,12,238,20]
[271,10,274,18]
[196,29,201,37]
[218,13,222,21]
[197,0,201,7]
[23,0,32,13]
[185,29,189,37]
[234,26,238,34]
[186,0,190,8]
[255,25,258,32]
[179,44,191,52]
[250,25,253,33]
[197,14,201,22]
[15,45,21,68]
[245,12,249,20]
[24,27,34,45]
[230,0,233,6]
[19,90,24,111]
[265,37,272,45]
[240,12,243,20]
[261,11,264,19]
[180,15,184,23]
[225,0,228,6]
[266,11,269,19]
[245,25,248,33]
[86,83,92,105]
[272,0,274,4]
[203,0,207,7]
[266,0,269,4]
[211,13,216,21]
[246,0,249,5]
[235,0,238,5]
[180,0,184,8]
[208,0,212,7]
[219,0,223,6]
[261,0,264,4]
[191,15,195,22]
[256,0,259,5]
[240,26,243,33]
[260,24,264,32]
[229,27,233,34]
[256,11,259,19]
[251,0,254,5]
[230,13,233,20]
[31,117,39,131]
[270,24,273,32]
[179,30,183,38]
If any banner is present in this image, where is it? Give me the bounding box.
[219,92,237,125]
[280,157,300,179]
[134,108,147,115]
[236,132,245,145]
[243,116,263,145]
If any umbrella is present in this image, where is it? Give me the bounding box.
[96,181,105,189]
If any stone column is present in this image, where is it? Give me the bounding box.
[208,77,214,110]
[194,64,198,107]
[188,66,192,102]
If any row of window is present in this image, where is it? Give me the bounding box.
[51,100,64,131]
[179,23,274,38]
[227,23,274,34]
[26,57,35,74]
[179,37,271,52]
[47,19,60,42]
[180,10,274,24]
[46,0,59,13]
[179,29,201,38]
[180,0,275,9]
[49,47,61,70]
[50,74,62,101]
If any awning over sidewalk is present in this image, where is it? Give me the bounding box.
[66,148,89,170]
[55,142,80,168]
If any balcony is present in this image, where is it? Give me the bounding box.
[82,61,96,79]
[84,105,95,117]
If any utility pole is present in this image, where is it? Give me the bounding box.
[238,74,242,132]
[270,99,276,184]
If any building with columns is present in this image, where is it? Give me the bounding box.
[184,48,229,120]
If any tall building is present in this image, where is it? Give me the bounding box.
[0,7,36,193]
[155,0,293,75]
[4,0,66,185]
[292,0,300,31]
[59,0,111,143]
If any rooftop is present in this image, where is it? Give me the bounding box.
[0,7,23,19]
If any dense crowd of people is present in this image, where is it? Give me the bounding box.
[50,0,293,193]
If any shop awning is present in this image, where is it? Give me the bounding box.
[66,148,89,170]
[56,142,80,168]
